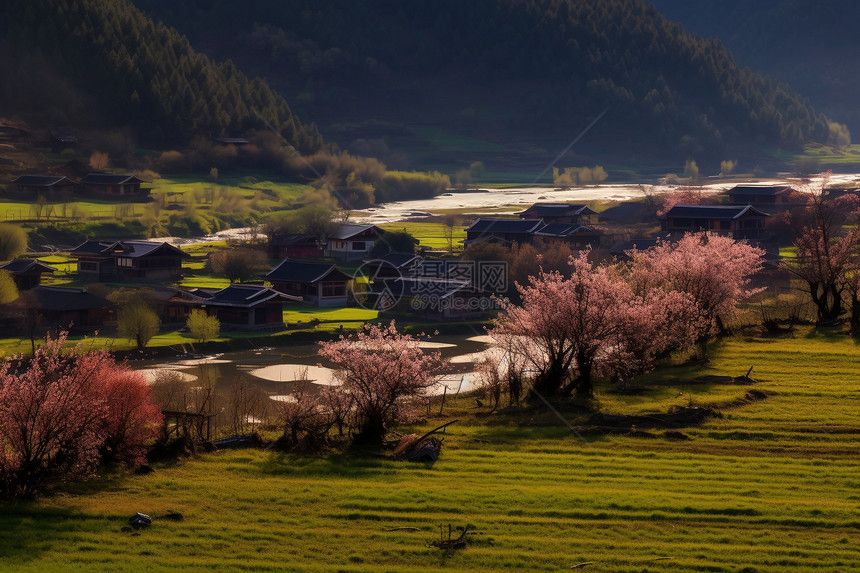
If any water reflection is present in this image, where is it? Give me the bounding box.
[135,334,492,434]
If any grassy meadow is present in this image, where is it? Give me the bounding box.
[0,328,857,572]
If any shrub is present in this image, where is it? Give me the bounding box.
[0,333,161,499]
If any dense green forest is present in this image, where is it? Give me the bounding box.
[651,0,860,140]
[135,0,833,169]
[0,0,323,152]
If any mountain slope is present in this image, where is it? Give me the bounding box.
[135,0,832,170]
[0,0,324,152]
[651,0,860,139]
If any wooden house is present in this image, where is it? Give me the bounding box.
[266,259,352,307]
[726,185,796,206]
[267,233,322,259]
[325,224,384,261]
[79,173,149,199]
[12,174,77,199]
[463,218,545,246]
[49,131,78,153]
[29,285,115,330]
[70,240,186,281]
[0,259,57,290]
[192,284,300,330]
[518,203,596,224]
[532,223,601,247]
[660,205,769,240]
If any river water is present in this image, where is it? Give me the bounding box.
[135,333,493,430]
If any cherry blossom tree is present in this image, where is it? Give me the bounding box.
[318,321,445,443]
[490,251,635,398]
[0,334,161,499]
[627,233,765,337]
[601,288,701,385]
[491,241,750,400]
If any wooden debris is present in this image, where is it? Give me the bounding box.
[429,523,469,550]
[383,527,421,532]
[394,420,458,462]
[570,562,593,569]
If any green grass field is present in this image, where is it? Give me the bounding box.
[380,221,466,251]
[0,328,857,571]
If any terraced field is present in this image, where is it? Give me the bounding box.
[0,329,857,572]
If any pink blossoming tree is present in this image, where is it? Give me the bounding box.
[318,321,445,444]
[0,334,161,499]
[627,233,765,337]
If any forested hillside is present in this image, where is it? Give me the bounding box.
[136,0,833,169]
[651,0,860,140]
[0,0,323,152]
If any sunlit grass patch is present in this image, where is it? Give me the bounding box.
[1,327,858,571]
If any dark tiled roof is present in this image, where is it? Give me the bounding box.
[727,185,794,196]
[269,233,317,246]
[106,241,185,258]
[80,173,143,185]
[533,223,597,237]
[662,205,769,220]
[14,175,74,187]
[466,218,545,234]
[266,259,351,283]
[203,284,301,307]
[519,203,595,217]
[70,240,185,258]
[0,259,57,273]
[69,240,111,254]
[32,286,113,311]
[330,224,380,240]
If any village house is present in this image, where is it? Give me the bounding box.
[660,204,769,240]
[725,185,796,207]
[12,174,77,199]
[79,173,149,199]
[266,259,352,307]
[532,223,601,248]
[190,284,300,330]
[267,233,322,259]
[0,259,57,290]
[70,240,186,281]
[324,224,384,261]
[29,285,115,330]
[518,203,596,224]
[463,218,545,246]
[464,217,602,247]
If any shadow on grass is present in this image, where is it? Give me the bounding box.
[0,503,126,563]
[804,325,848,341]
[258,452,390,478]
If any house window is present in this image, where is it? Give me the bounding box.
[117,257,133,267]
[79,261,98,271]
[351,241,366,251]
[719,221,731,230]
[321,282,346,297]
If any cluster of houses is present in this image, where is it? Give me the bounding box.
[0,183,796,336]
[11,173,149,200]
